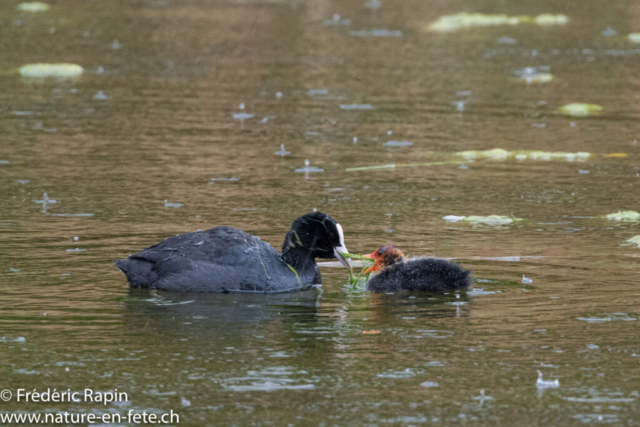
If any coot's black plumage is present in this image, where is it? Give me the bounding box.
[114,212,349,293]
[364,245,471,293]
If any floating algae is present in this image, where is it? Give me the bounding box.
[534,14,568,26]
[346,160,468,172]
[17,2,50,12]
[519,151,590,161]
[457,148,509,160]
[444,215,522,226]
[347,164,395,171]
[519,73,553,84]
[428,13,522,32]
[558,103,603,117]
[514,67,553,84]
[346,148,599,171]
[426,13,568,32]
[443,215,466,222]
[19,64,83,78]
[603,211,640,221]
[339,252,375,288]
[456,149,591,162]
[628,33,640,43]
[626,236,640,247]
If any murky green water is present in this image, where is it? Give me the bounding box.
[2,0,640,425]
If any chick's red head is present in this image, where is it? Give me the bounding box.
[363,245,405,274]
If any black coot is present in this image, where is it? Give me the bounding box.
[114,212,349,293]
[364,245,471,293]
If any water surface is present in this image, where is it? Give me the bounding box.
[1,0,640,425]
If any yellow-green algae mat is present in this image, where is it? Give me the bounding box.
[426,13,568,32]
[443,215,523,226]
[345,149,628,172]
[346,160,467,172]
[558,103,603,117]
[338,253,375,288]
[19,64,84,78]
[517,73,553,84]
[456,149,592,161]
[626,236,640,247]
[17,2,50,12]
[602,211,640,222]
[628,34,640,43]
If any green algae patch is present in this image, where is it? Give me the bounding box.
[517,73,553,84]
[626,236,640,247]
[347,149,600,172]
[444,215,523,226]
[603,211,640,222]
[17,2,50,12]
[628,33,640,43]
[534,14,569,26]
[426,13,567,32]
[339,252,374,288]
[428,13,523,32]
[455,149,590,162]
[516,151,590,161]
[457,148,509,160]
[463,215,522,226]
[346,160,468,172]
[346,164,396,172]
[558,103,603,117]
[19,64,84,78]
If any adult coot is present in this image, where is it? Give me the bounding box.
[114,212,349,293]
[364,245,471,293]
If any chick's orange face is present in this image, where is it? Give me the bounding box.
[363,245,404,274]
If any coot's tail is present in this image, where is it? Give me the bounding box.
[423,258,471,292]
[113,258,156,289]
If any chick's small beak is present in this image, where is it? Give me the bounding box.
[333,245,351,269]
[363,250,379,260]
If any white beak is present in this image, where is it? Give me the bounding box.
[333,245,351,269]
[332,223,351,269]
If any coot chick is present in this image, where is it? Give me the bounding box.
[364,245,471,293]
[114,212,350,293]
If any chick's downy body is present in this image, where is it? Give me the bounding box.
[365,245,471,293]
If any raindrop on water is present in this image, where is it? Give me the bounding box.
[274,144,290,157]
[93,91,108,100]
[536,370,560,389]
